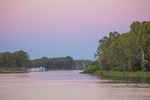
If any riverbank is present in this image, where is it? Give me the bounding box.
[82,70,150,83]
[0,71,29,73]
[91,70,150,78]
[0,68,29,73]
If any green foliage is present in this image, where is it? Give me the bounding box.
[13,50,30,68]
[128,58,141,71]
[95,21,150,71]
[83,61,99,74]
[141,60,150,71]
[0,50,30,71]
[74,60,92,70]
[112,66,123,71]
[93,70,150,78]
[0,50,76,71]
[83,65,97,74]
[32,56,75,70]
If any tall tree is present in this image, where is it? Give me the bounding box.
[0,52,13,69]
[95,21,150,71]
[13,50,30,69]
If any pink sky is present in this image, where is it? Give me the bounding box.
[0,0,150,59]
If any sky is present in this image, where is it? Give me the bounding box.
[0,0,150,60]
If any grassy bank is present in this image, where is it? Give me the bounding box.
[0,68,28,73]
[93,70,150,78]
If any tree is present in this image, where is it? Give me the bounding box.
[13,50,30,69]
[0,52,13,69]
[95,31,120,70]
[128,21,150,62]
[32,56,75,70]
[95,21,150,71]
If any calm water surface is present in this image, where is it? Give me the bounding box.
[0,70,150,100]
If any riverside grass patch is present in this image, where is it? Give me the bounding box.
[93,71,150,78]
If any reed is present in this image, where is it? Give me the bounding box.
[93,71,150,78]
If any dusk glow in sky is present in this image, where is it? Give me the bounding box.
[0,0,150,60]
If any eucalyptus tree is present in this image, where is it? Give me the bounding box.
[95,21,150,71]
[127,21,150,62]
[95,31,120,70]
[125,21,150,71]
[0,52,13,69]
[13,50,30,69]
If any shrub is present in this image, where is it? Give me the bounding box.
[83,62,99,74]
[112,66,123,71]
[141,60,149,72]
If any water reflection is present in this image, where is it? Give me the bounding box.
[97,75,150,88]
[0,70,150,100]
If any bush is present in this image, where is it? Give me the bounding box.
[112,66,123,71]
[83,62,99,74]
[141,60,149,72]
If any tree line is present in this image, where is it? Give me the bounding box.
[31,56,75,70]
[74,60,92,70]
[0,50,31,70]
[95,21,150,71]
[0,50,91,71]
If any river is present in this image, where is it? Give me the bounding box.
[0,70,150,100]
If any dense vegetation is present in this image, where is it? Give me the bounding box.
[0,51,75,71]
[74,60,92,70]
[32,57,92,70]
[31,56,75,70]
[82,61,99,74]
[0,50,91,72]
[82,21,150,80]
[94,21,150,72]
[0,50,31,72]
[93,71,150,78]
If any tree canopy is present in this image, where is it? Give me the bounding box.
[95,21,150,71]
[0,50,90,71]
[0,50,30,70]
[31,56,75,70]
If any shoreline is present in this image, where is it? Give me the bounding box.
[0,71,29,74]
[92,71,150,78]
[82,70,150,83]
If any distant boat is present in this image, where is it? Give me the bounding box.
[28,66,45,72]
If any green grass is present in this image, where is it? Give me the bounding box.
[0,68,28,73]
[93,70,150,78]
